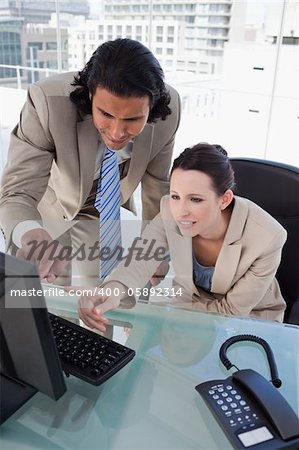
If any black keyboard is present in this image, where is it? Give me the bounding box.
[49,313,135,386]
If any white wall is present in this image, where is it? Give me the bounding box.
[0,87,27,174]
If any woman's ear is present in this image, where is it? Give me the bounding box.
[220,189,234,210]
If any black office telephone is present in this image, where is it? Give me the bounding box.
[195,335,299,449]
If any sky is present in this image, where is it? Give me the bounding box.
[245,0,284,25]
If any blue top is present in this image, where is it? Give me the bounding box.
[193,255,215,291]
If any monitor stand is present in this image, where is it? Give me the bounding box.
[0,373,37,424]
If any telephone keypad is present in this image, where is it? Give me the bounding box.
[206,383,261,431]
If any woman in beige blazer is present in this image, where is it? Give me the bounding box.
[77,143,287,328]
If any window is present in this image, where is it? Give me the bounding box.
[46,42,57,51]
[28,42,43,51]
[47,60,58,69]
[0,0,297,170]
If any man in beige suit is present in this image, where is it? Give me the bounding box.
[0,39,180,284]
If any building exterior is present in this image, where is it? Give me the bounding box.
[68,18,178,72]
[22,22,68,83]
[68,1,247,76]
[265,1,299,45]
[0,17,22,78]
[0,1,247,78]
[0,0,87,81]
[0,0,89,24]
[103,0,247,75]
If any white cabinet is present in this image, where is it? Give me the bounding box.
[219,91,270,157]
[221,43,276,95]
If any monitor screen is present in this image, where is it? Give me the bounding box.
[0,252,66,424]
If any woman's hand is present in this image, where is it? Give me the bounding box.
[65,282,127,332]
[150,258,170,286]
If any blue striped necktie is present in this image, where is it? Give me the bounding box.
[94,147,121,281]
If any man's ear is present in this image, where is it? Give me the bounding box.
[220,189,234,210]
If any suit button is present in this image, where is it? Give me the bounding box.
[63,215,67,220]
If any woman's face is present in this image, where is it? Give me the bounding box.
[169,168,230,238]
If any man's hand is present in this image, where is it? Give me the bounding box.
[16,228,69,282]
[66,281,127,332]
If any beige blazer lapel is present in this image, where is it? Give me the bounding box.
[120,123,154,203]
[77,116,100,213]
[211,197,249,294]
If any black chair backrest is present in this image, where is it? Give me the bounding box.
[230,158,299,324]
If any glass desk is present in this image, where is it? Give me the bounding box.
[1,292,298,450]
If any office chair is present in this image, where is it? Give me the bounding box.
[230,158,299,325]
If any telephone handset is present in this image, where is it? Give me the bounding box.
[195,335,299,449]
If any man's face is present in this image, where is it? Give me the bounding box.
[91,87,150,150]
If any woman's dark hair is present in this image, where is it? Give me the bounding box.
[171,143,235,195]
[70,38,171,123]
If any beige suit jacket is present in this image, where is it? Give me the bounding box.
[106,196,287,322]
[0,72,181,241]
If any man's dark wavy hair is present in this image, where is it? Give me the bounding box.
[70,38,171,123]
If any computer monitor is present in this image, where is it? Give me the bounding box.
[0,252,66,424]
